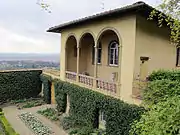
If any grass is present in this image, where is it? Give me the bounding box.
[37,108,59,121]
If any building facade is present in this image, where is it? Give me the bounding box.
[48,1,177,104]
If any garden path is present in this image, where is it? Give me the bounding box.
[3,104,67,135]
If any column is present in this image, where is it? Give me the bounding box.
[93,43,98,88]
[117,45,122,97]
[76,46,80,82]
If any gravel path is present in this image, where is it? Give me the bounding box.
[3,105,67,135]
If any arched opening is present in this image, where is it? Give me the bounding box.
[96,29,120,80]
[65,35,77,73]
[79,33,95,76]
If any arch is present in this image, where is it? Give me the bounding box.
[96,27,122,47]
[65,33,78,49]
[65,33,78,72]
[78,32,95,76]
[79,31,96,47]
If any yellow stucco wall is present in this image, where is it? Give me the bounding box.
[60,15,137,103]
[51,82,56,104]
[134,16,176,79]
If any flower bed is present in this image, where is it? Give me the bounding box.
[19,112,53,135]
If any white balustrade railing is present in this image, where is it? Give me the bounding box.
[79,74,94,87]
[65,71,77,81]
[65,71,118,94]
[96,78,117,93]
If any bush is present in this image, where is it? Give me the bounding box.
[148,69,180,81]
[52,79,144,135]
[143,79,180,105]
[40,75,52,104]
[130,96,180,135]
[37,108,59,121]
[77,126,94,135]
[61,116,77,130]
[0,70,42,103]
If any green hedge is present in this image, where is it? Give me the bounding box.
[143,79,180,105]
[40,75,52,104]
[0,112,19,135]
[52,79,144,135]
[148,69,180,81]
[0,70,42,103]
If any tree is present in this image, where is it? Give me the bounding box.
[149,0,180,44]
[37,0,51,13]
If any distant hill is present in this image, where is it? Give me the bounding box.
[0,53,60,62]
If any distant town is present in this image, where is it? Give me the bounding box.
[0,53,60,70]
[0,60,60,70]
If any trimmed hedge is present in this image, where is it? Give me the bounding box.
[148,69,180,81]
[0,112,19,135]
[0,70,42,103]
[40,75,144,135]
[40,75,52,104]
[143,79,180,105]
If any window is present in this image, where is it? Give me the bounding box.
[108,41,119,65]
[100,111,106,123]
[176,46,180,66]
[92,42,102,64]
[97,43,102,64]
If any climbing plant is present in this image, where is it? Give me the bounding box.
[48,78,145,135]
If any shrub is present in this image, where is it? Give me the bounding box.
[52,79,144,135]
[77,126,94,135]
[61,116,77,130]
[143,79,180,105]
[0,70,42,103]
[37,108,59,121]
[130,96,180,135]
[148,69,180,81]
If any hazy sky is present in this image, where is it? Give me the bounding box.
[0,0,159,53]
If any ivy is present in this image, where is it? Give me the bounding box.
[40,75,52,104]
[49,78,144,135]
[0,70,42,103]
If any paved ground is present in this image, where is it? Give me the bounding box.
[3,105,67,135]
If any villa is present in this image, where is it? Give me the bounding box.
[47,1,177,104]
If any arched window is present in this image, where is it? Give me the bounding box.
[108,41,119,65]
[92,42,102,64]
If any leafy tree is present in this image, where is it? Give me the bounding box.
[149,0,180,44]
[37,0,51,13]
[130,96,180,135]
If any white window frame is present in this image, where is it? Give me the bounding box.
[109,41,119,66]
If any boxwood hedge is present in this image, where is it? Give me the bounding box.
[41,75,144,135]
[0,70,42,103]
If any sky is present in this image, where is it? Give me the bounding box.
[0,0,159,54]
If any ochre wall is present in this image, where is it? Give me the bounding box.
[134,16,176,79]
[66,38,77,72]
[60,15,137,103]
